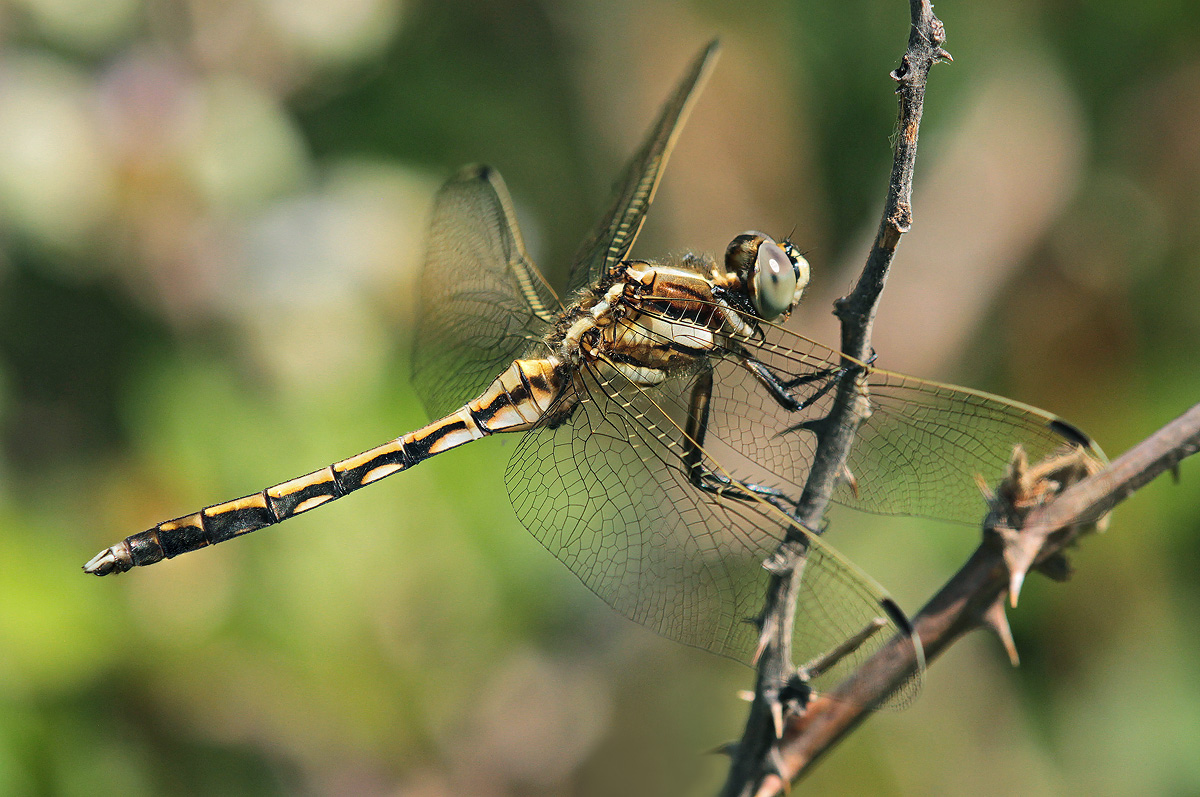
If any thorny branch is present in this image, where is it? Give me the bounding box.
[761,402,1200,788]
[720,2,950,794]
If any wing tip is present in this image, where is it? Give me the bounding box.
[879,596,913,637]
[1046,417,1100,454]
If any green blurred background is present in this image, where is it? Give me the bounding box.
[1,0,1198,794]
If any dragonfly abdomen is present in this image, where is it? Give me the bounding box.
[83,359,564,575]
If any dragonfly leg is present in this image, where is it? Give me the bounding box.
[683,369,800,513]
[778,364,858,410]
[740,356,805,412]
[738,349,859,415]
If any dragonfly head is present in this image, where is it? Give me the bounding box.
[724,232,811,321]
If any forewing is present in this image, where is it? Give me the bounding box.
[669,312,1106,526]
[505,361,919,697]
[412,165,559,420]
[564,40,720,296]
[845,372,1104,521]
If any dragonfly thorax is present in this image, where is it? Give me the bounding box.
[548,251,788,390]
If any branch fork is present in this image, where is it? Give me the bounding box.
[721,3,950,793]
[718,0,1200,785]
[980,446,1107,607]
[748,406,1200,791]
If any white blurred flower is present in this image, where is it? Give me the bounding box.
[0,52,117,253]
[256,0,404,64]
[8,0,142,52]
[230,161,437,390]
[181,74,310,211]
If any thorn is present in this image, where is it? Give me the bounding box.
[983,597,1020,667]
[840,463,859,498]
[1171,462,1181,484]
[986,446,1102,609]
[937,48,954,63]
[752,638,768,667]
[781,417,824,437]
[1001,536,1030,599]
[1009,568,1025,608]
[707,741,738,757]
[771,699,785,739]
[753,615,775,666]
[974,472,994,502]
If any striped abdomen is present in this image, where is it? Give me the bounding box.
[83,359,563,575]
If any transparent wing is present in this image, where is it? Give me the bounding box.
[505,361,920,699]
[845,372,1103,520]
[564,40,720,296]
[412,165,560,420]
[635,302,1106,526]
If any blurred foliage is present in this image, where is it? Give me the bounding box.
[0,0,1199,794]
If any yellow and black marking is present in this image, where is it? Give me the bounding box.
[84,359,565,575]
[84,247,806,577]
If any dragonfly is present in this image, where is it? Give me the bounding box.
[84,41,1103,692]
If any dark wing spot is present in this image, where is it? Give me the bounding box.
[880,597,914,637]
[1047,418,1094,449]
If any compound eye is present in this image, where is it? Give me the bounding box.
[751,239,798,320]
[781,240,810,306]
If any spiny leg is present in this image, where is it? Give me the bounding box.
[782,349,875,392]
[729,347,875,442]
[682,369,800,514]
[734,349,870,509]
[734,349,852,416]
[779,348,876,402]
